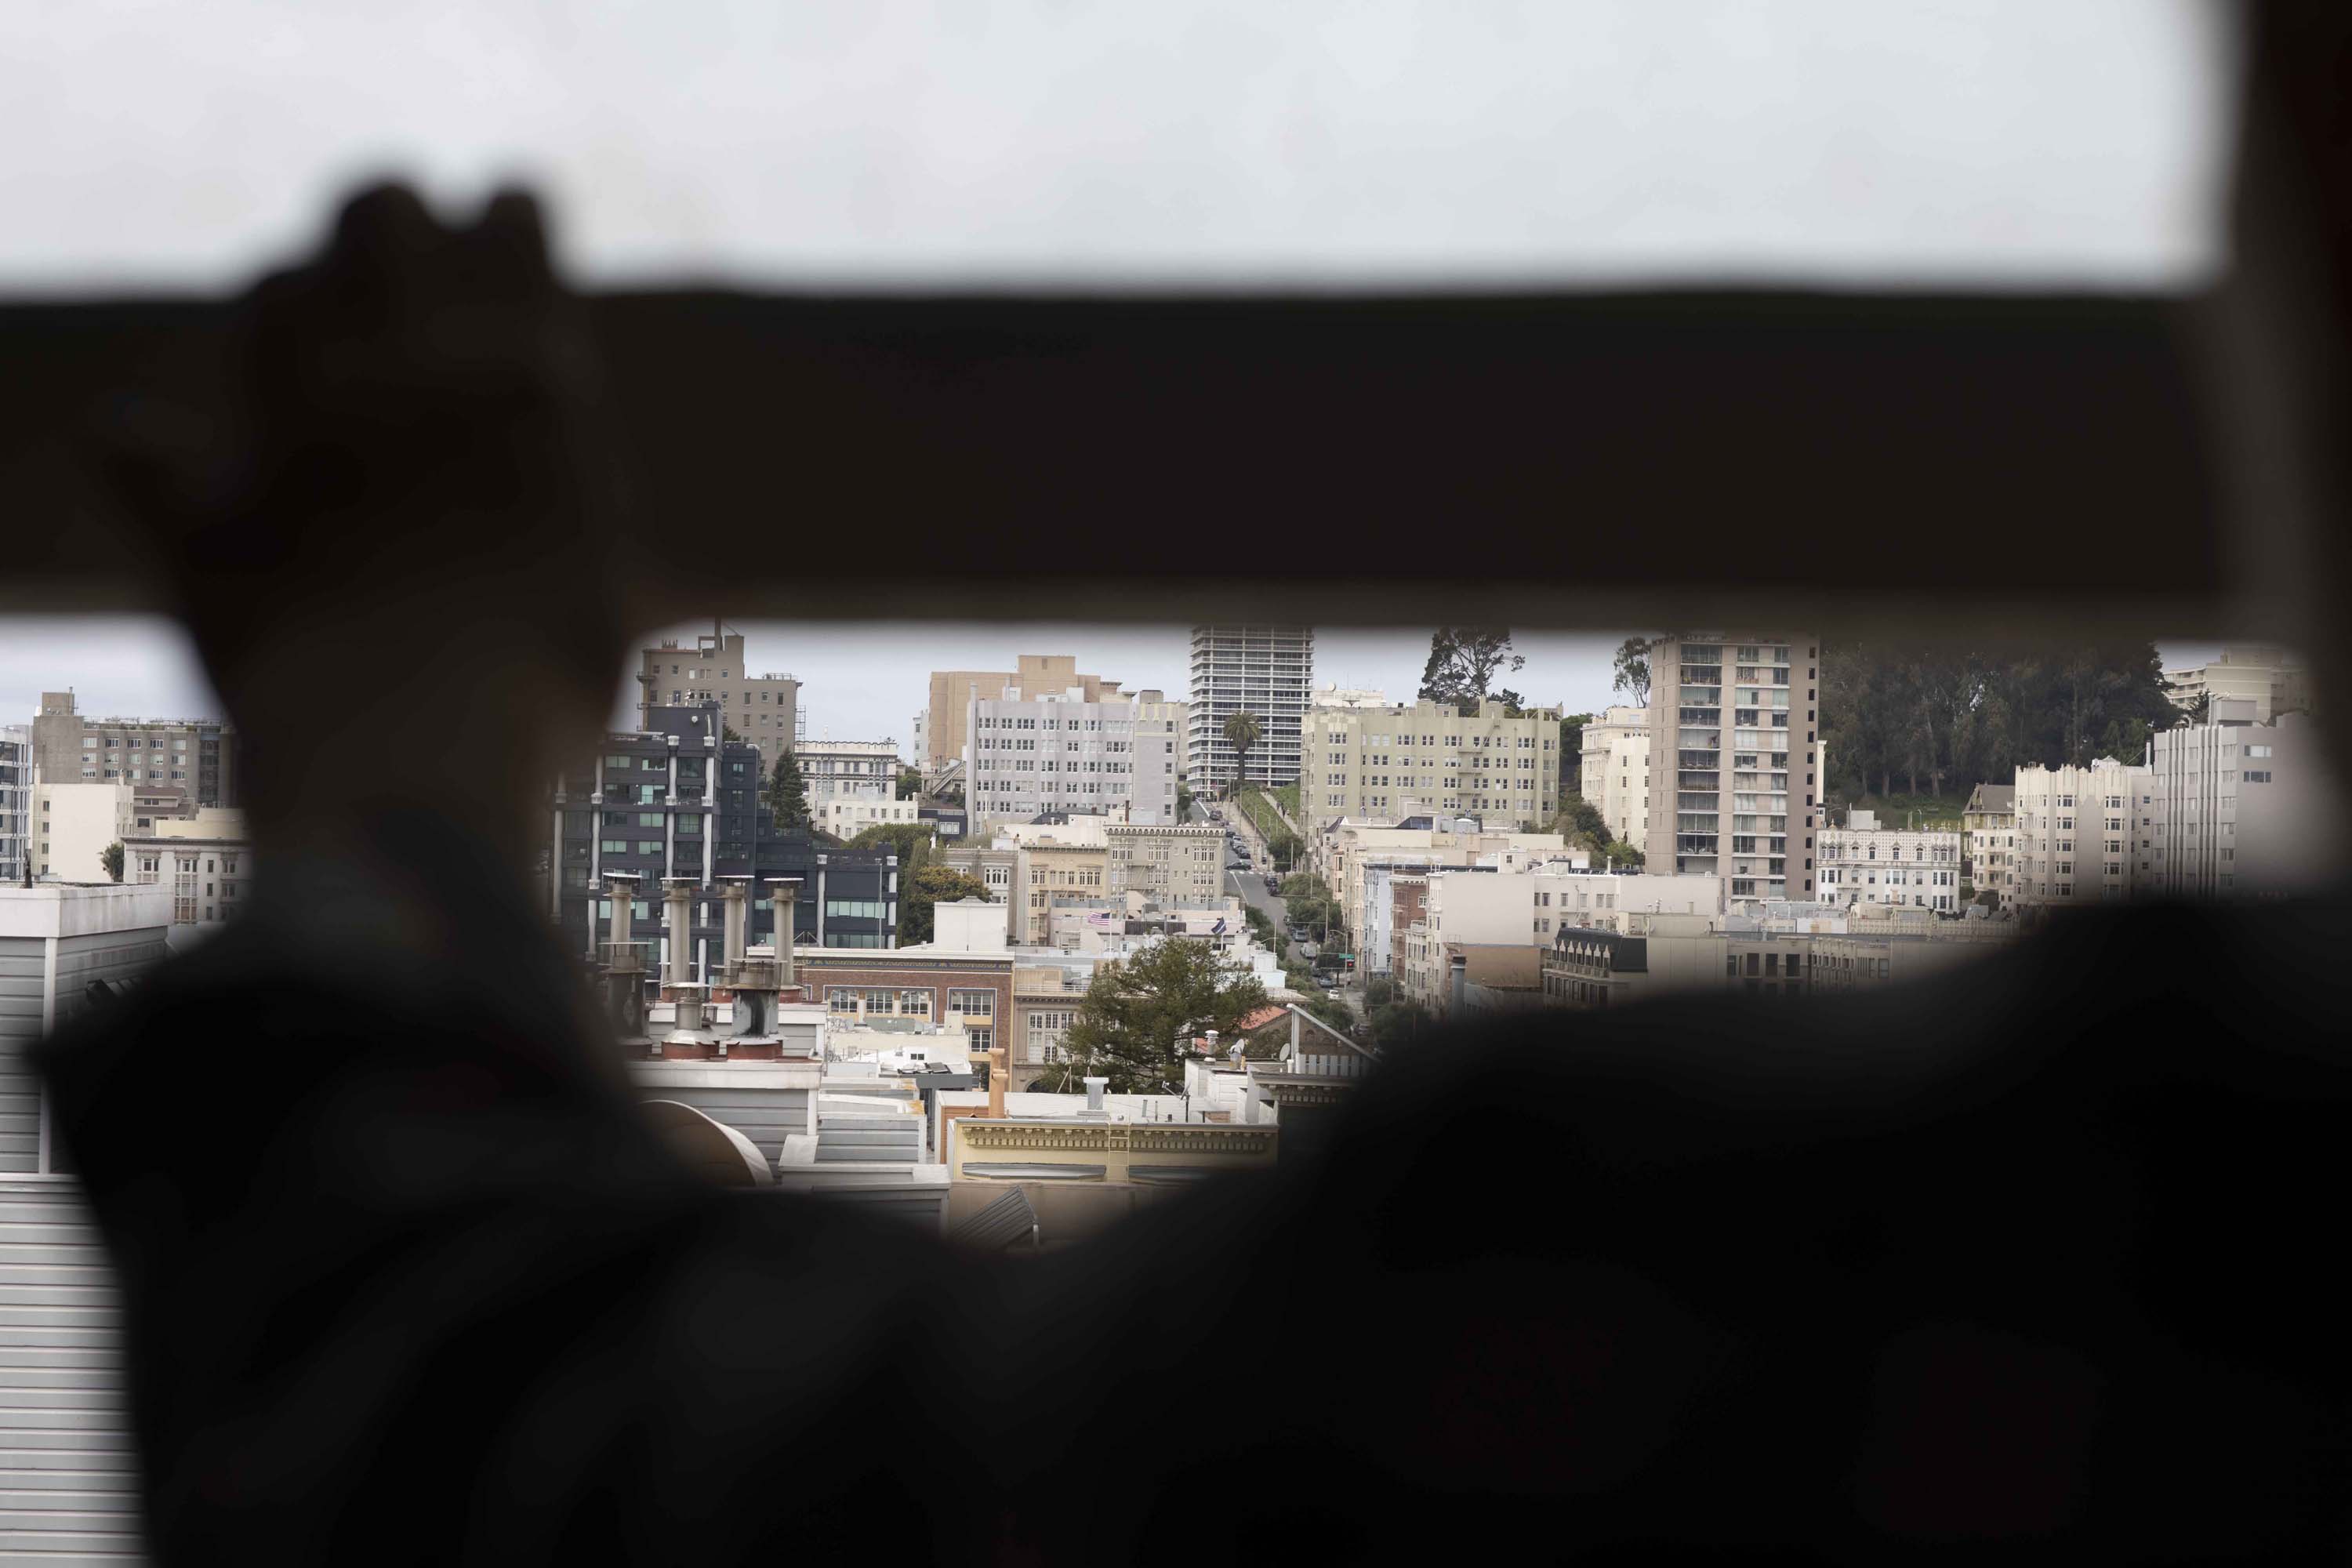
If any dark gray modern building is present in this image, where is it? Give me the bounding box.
[550,704,897,976]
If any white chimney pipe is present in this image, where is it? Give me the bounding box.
[1083,1075,1108,1112]
[767,878,800,987]
[662,879,695,985]
[720,877,750,972]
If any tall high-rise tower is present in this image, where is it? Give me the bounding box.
[1643,633,1820,902]
[1186,625,1313,794]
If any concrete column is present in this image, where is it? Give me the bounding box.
[720,878,749,972]
[767,878,800,987]
[662,879,694,986]
[702,730,717,891]
[815,854,828,947]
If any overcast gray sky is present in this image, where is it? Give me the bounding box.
[5,1,2230,292]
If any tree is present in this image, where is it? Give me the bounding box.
[1418,627,1524,713]
[100,840,124,884]
[1555,792,1614,856]
[896,766,924,799]
[723,724,742,743]
[1222,711,1262,791]
[899,863,990,945]
[848,820,937,872]
[1176,780,1195,820]
[1053,938,1269,1093]
[766,748,810,832]
[1612,637,1653,707]
[1559,713,1592,791]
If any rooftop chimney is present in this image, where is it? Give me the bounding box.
[605,873,641,971]
[1083,1075,1108,1112]
[987,1044,1007,1119]
[719,877,750,975]
[662,878,695,987]
[768,878,800,989]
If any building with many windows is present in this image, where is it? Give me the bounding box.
[794,737,907,809]
[965,688,1183,827]
[1962,782,2018,909]
[633,623,800,746]
[122,808,253,946]
[1577,705,1650,850]
[0,727,27,885]
[923,656,1123,773]
[1298,697,1560,834]
[1817,811,1963,913]
[29,690,235,813]
[550,705,898,969]
[2143,702,2339,900]
[1186,624,1313,794]
[1105,821,1224,906]
[2013,756,2147,909]
[1643,634,1820,902]
[2162,645,2310,724]
[820,790,919,840]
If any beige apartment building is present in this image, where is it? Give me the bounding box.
[1011,837,1112,946]
[1817,812,1963,913]
[124,808,253,938]
[29,781,132,883]
[1577,705,1650,849]
[923,656,1123,773]
[30,691,235,813]
[1298,697,1561,836]
[1644,633,1820,902]
[1106,822,1223,906]
[634,625,800,745]
[1962,782,2017,908]
[2162,645,2310,724]
[2143,702,2341,899]
[2013,757,2147,909]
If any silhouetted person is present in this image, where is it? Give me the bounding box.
[38,180,2352,1565]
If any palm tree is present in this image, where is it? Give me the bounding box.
[1222,710,1263,796]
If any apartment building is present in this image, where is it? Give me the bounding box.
[2162,645,2310,724]
[2013,756,2147,908]
[1106,822,1223,906]
[122,808,253,942]
[1962,782,2017,908]
[1186,624,1313,793]
[2143,702,2338,899]
[795,738,906,808]
[1298,697,1561,834]
[1540,913,2008,1010]
[550,706,898,965]
[1577,705,1650,849]
[1011,836,1112,947]
[821,791,918,840]
[0,728,27,884]
[923,655,1123,773]
[1311,684,1390,710]
[1817,811,1964,913]
[30,691,235,812]
[1643,634,1820,902]
[1321,821,1570,943]
[633,624,801,745]
[1529,869,1724,938]
[966,688,1182,827]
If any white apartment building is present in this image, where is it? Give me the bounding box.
[1105,822,1223,906]
[122,808,252,948]
[965,688,1182,827]
[1577,706,1651,849]
[1645,633,1821,902]
[791,738,905,808]
[29,781,132,883]
[1817,811,1964,913]
[1962,782,2017,909]
[1310,684,1390,710]
[2162,645,2309,724]
[1529,869,1724,938]
[1299,697,1561,835]
[1187,624,1313,793]
[2013,757,2147,908]
[819,791,919,840]
[2143,702,2340,899]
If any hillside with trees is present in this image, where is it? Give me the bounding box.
[1818,639,2176,804]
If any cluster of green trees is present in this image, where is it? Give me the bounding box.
[1359,977,1435,1052]
[1418,627,1527,713]
[1818,639,2178,804]
[1551,791,1642,869]
[1279,871,1346,939]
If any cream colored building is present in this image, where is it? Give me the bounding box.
[1817,811,1963,913]
[820,791,919,840]
[1298,697,1561,836]
[1643,633,1820,903]
[924,655,1123,773]
[1576,706,1650,849]
[123,808,252,937]
[1962,782,2017,908]
[2013,757,2147,909]
[2162,645,2310,724]
[1012,837,1112,946]
[29,780,132,882]
[1321,821,1570,942]
[1106,822,1223,906]
[2143,703,2343,899]
[634,625,800,744]
[966,688,1185,828]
